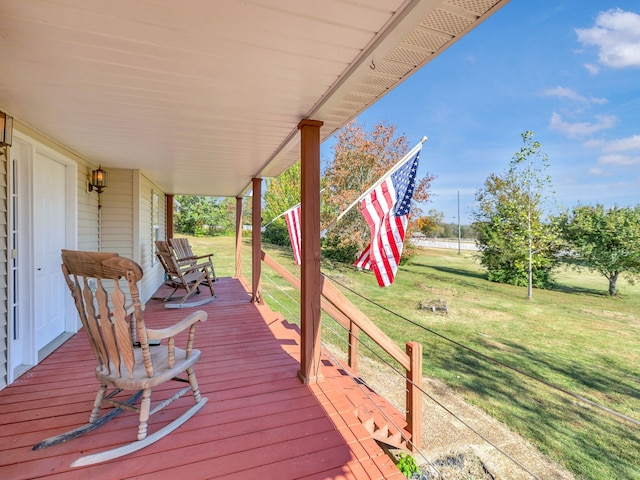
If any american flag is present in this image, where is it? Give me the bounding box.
[284,205,302,265]
[356,150,420,286]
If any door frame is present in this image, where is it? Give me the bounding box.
[7,131,78,384]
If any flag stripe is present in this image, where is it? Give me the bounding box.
[354,245,371,270]
[375,214,407,285]
[284,205,302,266]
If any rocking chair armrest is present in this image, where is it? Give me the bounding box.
[146,310,208,340]
[174,254,214,267]
[174,254,198,264]
[190,253,214,261]
[180,262,212,275]
[192,260,214,270]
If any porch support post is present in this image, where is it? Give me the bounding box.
[406,341,423,451]
[251,178,263,303]
[297,119,323,384]
[166,195,174,240]
[235,196,243,279]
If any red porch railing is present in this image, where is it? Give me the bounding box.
[262,251,423,451]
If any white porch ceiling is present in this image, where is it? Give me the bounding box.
[0,0,508,197]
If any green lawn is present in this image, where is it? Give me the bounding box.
[184,235,640,480]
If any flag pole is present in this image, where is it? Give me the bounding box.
[262,188,325,231]
[322,136,427,236]
[261,202,300,230]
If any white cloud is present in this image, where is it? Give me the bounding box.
[549,112,617,139]
[576,8,640,68]
[598,154,640,166]
[541,86,607,105]
[588,167,612,176]
[583,139,604,149]
[602,134,640,152]
[542,86,585,101]
[583,63,600,75]
[589,97,608,105]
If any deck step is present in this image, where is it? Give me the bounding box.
[354,403,409,449]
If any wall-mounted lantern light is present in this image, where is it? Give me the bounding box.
[89,165,108,194]
[88,165,108,208]
[0,111,13,147]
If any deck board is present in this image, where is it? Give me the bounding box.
[0,277,404,479]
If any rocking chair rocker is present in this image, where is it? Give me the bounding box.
[35,250,208,467]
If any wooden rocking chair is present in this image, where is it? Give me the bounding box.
[37,250,208,467]
[170,237,217,284]
[154,240,216,308]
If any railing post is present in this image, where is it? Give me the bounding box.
[348,321,360,374]
[406,341,422,451]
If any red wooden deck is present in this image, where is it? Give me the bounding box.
[0,277,405,480]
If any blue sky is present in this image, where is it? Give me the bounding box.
[321,1,640,224]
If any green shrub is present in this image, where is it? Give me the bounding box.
[396,452,419,479]
[321,234,360,264]
[262,221,291,247]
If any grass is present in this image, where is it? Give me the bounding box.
[183,234,640,480]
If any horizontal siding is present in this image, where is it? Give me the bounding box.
[76,153,99,252]
[138,173,165,303]
[96,169,166,302]
[100,169,133,259]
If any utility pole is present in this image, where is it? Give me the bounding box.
[457,190,461,255]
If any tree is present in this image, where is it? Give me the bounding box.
[473,131,559,295]
[416,209,445,237]
[174,195,235,236]
[262,162,301,246]
[262,162,301,223]
[322,120,434,263]
[559,204,640,296]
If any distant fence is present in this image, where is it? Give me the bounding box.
[410,235,478,251]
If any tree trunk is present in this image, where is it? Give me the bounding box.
[527,240,533,300]
[527,205,533,301]
[609,272,619,296]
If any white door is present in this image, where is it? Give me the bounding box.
[33,153,67,350]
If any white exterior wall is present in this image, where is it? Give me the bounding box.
[0,124,95,389]
[100,169,166,303]
[0,124,166,389]
[101,169,135,259]
[138,172,166,303]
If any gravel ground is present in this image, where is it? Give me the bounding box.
[325,345,575,480]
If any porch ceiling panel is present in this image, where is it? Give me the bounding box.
[0,0,508,197]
